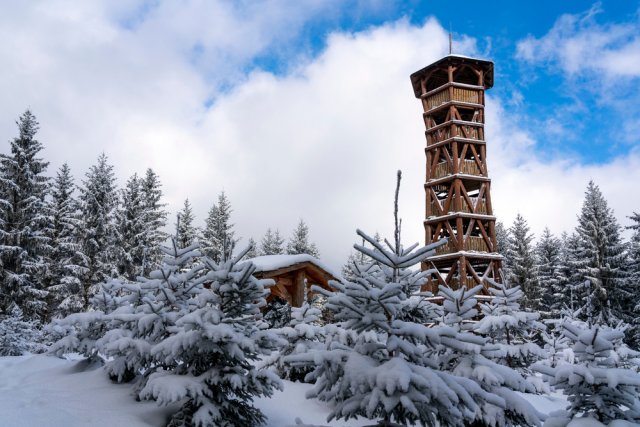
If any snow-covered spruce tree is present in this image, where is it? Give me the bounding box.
[76,153,119,310]
[96,241,204,384]
[139,168,168,275]
[495,221,511,276]
[175,199,198,249]
[45,163,84,318]
[0,305,44,355]
[286,219,319,257]
[572,181,630,333]
[200,191,237,263]
[475,280,546,374]
[0,110,51,322]
[245,237,258,259]
[341,236,378,282]
[506,214,540,311]
[435,284,544,425]
[263,296,291,328]
[262,302,325,382]
[289,172,541,427]
[540,327,571,369]
[140,245,283,427]
[260,228,284,255]
[626,212,640,346]
[560,232,581,312]
[115,173,147,281]
[536,227,565,319]
[535,321,640,424]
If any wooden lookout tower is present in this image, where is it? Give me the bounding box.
[410,55,502,294]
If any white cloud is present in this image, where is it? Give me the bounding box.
[0,3,637,270]
[516,5,640,80]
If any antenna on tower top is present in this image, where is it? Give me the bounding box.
[448,23,453,54]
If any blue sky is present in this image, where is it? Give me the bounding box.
[0,1,638,268]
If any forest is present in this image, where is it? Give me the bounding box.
[1,110,640,427]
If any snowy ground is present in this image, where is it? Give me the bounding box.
[0,354,631,427]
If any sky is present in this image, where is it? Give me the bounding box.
[0,1,638,269]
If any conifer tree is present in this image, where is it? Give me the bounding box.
[573,181,629,329]
[507,214,540,310]
[76,153,119,309]
[475,281,546,373]
[536,227,564,318]
[140,246,283,427]
[175,199,197,249]
[260,228,284,255]
[0,305,44,355]
[0,110,50,321]
[200,191,236,262]
[46,163,83,318]
[286,219,319,257]
[495,221,511,279]
[290,172,542,427]
[536,322,640,424]
[244,237,258,259]
[140,168,168,274]
[115,173,147,280]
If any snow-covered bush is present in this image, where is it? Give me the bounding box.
[535,321,640,425]
[263,296,291,328]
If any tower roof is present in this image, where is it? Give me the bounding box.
[410,54,494,98]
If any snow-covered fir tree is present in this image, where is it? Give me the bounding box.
[507,214,540,311]
[560,232,581,312]
[536,227,565,318]
[244,237,258,259]
[0,305,44,356]
[200,191,237,262]
[475,280,546,373]
[45,163,84,318]
[140,168,168,274]
[341,235,379,282]
[260,228,284,255]
[0,110,51,322]
[540,327,571,369]
[115,173,147,281]
[535,321,640,425]
[286,219,319,257]
[263,296,291,329]
[140,245,283,427]
[175,199,198,249]
[436,284,543,425]
[289,172,542,427]
[76,153,119,310]
[572,181,629,334]
[262,302,325,382]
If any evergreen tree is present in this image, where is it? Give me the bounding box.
[536,227,564,318]
[244,237,258,259]
[495,221,511,280]
[0,110,50,321]
[140,168,168,274]
[627,212,640,343]
[76,153,119,310]
[286,219,319,257]
[561,232,582,312]
[536,322,640,424]
[46,163,83,318]
[572,181,629,330]
[475,281,546,373]
[139,246,283,427]
[115,173,146,280]
[0,305,44,356]
[507,214,540,311]
[289,172,542,426]
[200,191,236,262]
[260,228,284,256]
[175,199,197,249]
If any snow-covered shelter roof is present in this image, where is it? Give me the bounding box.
[247,254,340,279]
[245,254,341,307]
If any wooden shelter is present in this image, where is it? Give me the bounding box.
[410,55,502,294]
[249,255,339,307]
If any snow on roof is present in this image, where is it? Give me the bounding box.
[245,254,341,280]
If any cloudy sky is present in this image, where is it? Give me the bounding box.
[0,1,638,268]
